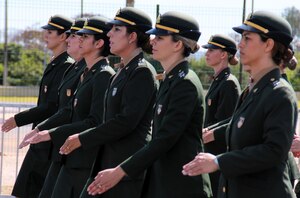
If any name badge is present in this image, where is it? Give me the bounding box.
[44,85,48,93]
[237,117,245,128]
[66,89,71,97]
[157,104,163,115]
[112,88,117,96]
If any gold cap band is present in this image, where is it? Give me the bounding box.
[71,27,81,31]
[114,16,136,25]
[48,22,64,29]
[244,20,269,34]
[83,26,103,33]
[155,24,179,33]
[208,41,225,48]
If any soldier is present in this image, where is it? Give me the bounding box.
[17,17,87,198]
[28,16,115,198]
[201,34,241,197]
[1,14,73,198]
[58,7,158,198]
[85,11,212,198]
[183,10,298,198]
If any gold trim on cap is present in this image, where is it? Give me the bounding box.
[244,20,269,33]
[114,16,136,25]
[83,26,103,33]
[71,27,81,31]
[48,22,64,29]
[155,24,179,33]
[208,41,225,48]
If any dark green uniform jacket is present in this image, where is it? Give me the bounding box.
[120,61,212,198]
[204,67,240,197]
[79,53,158,198]
[11,51,73,198]
[49,59,114,164]
[217,69,298,198]
[37,59,86,134]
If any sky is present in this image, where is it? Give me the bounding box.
[1,0,300,49]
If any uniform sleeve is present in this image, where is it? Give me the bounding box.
[218,87,297,178]
[215,80,240,121]
[36,104,72,131]
[120,80,199,178]
[14,63,70,127]
[79,67,156,150]
[49,71,111,147]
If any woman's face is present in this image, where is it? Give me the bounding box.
[43,29,64,50]
[238,31,266,71]
[78,34,97,57]
[66,33,81,58]
[205,48,224,67]
[150,35,178,62]
[107,25,131,56]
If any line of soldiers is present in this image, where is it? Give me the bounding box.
[1,6,299,198]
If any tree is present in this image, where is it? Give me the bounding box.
[10,29,44,51]
[282,6,300,38]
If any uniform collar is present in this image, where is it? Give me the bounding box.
[212,67,230,81]
[165,60,189,81]
[250,68,280,94]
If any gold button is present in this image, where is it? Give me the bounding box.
[223,187,226,192]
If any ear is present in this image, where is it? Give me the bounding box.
[173,40,184,53]
[95,39,104,49]
[265,38,274,53]
[220,50,227,60]
[128,32,137,44]
[60,33,67,41]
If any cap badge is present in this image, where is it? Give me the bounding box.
[156,15,161,24]
[84,19,88,26]
[237,116,245,128]
[116,8,121,16]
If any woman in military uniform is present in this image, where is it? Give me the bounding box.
[1,14,73,198]
[58,7,158,198]
[84,11,212,198]
[201,34,241,197]
[28,16,115,198]
[17,18,87,198]
[183,11,298,198]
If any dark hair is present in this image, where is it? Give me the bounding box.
[56,29,66,35]
[126,26,152,54]
[259,34,292,66]
[227,53,239,65]
[93,33,111,57]
[171,35,192,57]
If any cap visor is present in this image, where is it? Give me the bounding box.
[201,44,221,49]
[232,24,262,34]
[41,24,58,30]
[107,20,128,26]
[76,29,98,35]
[146,28,169,36]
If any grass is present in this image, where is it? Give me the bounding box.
[0,97,37,103]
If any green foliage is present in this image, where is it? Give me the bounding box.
[0,43,45,85]
[288,51,300,91]
[8,48,44,85]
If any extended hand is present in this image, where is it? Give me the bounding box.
[2,117,17,132]
[291,135,300,157]
[202,129,215,144]
[19,128,39,149]
[87,166,126,196]
[29,130,51,144]
[59,134,81,155]
[182,152,219,176]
